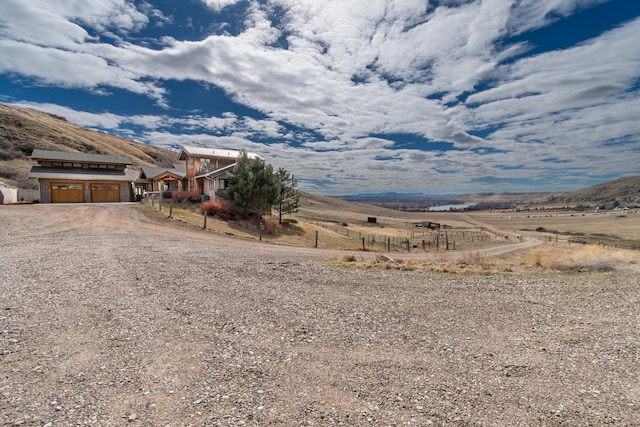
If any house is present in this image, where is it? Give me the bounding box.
[177,145,262,200]
[28,149,136,203]
[135,163,187,198]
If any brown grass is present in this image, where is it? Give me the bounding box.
[139,197,640,275]
[516,244,636,272]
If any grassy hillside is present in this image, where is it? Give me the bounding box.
[0,102,177,188]
[548,175,640,205]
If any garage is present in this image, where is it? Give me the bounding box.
[29,150,136,204]
[51,183,85,203]
[91,183,121,203]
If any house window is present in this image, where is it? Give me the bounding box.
[220,179,230,190]
[200,158,210,171]
[188,158,194,169]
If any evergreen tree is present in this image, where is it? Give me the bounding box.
[276,167,301,224]
[227,150,279,217]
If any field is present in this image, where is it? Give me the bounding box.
[1,201,639,426]
[144,194,640,272]
[470,209,640,249]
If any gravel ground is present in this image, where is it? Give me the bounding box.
[1,204,638,426]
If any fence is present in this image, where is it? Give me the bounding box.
[315,222,495,252]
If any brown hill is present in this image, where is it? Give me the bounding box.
[0,102,177,188]
[547,176,640,205]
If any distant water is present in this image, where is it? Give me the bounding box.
[427,203,476,211]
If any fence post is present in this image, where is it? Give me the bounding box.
[362,237,365,251]
[315,230,318,248]
[169,202,173,218]
[203,211,207,229]
[387,237,390,252]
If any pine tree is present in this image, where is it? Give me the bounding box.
[276,167,301,224]
[227,150,279,217]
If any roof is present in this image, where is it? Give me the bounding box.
[177,145,262,161]
[195,163,236,179]
[140,164,186,180]
[31,149,132,165]
[28,166,137,182]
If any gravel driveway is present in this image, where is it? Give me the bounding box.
[1,204,638,426]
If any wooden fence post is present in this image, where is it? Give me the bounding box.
[362,237,365,251]
[203,211,207,229]
[314,230,318,248]
[169,202,173,218]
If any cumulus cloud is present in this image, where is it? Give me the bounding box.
[199,0,244,12]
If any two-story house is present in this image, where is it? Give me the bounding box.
[177,146,262,200]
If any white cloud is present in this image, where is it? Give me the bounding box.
[2,0,639,194]
[506,0,610,35]
[199,0,244,12]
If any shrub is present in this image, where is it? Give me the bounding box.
[262,215,281,234]
[172,190,201,203]
[200,199,231,219]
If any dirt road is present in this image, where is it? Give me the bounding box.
[1,204,637,426]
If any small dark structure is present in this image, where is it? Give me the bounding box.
[367,217,377,224]
[414,221,441,229]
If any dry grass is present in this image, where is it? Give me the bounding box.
[517,243,638,272]
[140,200,640,273]
[139,199,640,275]
[469,209,640,242]
[324,244,640,275]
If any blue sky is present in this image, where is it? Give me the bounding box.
[1,0,639,195]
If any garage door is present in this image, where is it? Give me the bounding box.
[90,183,120,203]
[51,183,84,203]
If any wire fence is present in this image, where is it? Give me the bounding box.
[315,222,497,252]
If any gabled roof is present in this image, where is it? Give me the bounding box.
[195,163,236,179]
[140,164,187,180]
[177,145,262,161]
[31,149,132,165]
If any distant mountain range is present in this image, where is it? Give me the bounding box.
[342,178,640,209]
[1,102,638,206]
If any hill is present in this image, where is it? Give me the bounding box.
[547,175,640,205]
[0,102,177,188]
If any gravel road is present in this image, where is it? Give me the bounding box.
[1,204,638,426]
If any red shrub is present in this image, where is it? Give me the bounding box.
[172,190,201,203]
[200,199,231,219]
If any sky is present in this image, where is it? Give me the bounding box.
[1,0,639,196]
